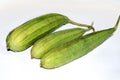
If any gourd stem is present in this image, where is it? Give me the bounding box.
[114,15,120,30]
[69,20,95,32]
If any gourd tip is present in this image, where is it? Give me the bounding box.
[31,55,34,59]
[7,48,11,51]
[114,16,120,30]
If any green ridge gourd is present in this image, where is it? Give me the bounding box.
[6,13,94,52]
[31,28,92,59]
[41,16,120,69]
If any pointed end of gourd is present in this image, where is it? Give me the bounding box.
[114,15,120,30]
[30,53,37,59]
[40,59,48,69]
[7,45,12,51]
[31,49,35,59]
[6,44,11,51]
[7,48,11,51]
[7,48,15,52]
[40,62,44,68]
[40,62,50,69]
[30,54,41,59]
[30,52,35,59]
[31,55,34,59]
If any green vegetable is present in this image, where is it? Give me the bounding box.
[6,13,94,52]
[41,16,120,69]
[31,27,93,59]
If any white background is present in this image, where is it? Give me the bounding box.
[0,0,120,80]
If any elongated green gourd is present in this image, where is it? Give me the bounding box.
[31,28,91,59]
[6,13,94,52]
[41,16,120,69]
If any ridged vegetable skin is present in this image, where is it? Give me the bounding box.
[6,13,70,52]
[41,16,120,69]
[6,13,94,52]
[31,28,90,59]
